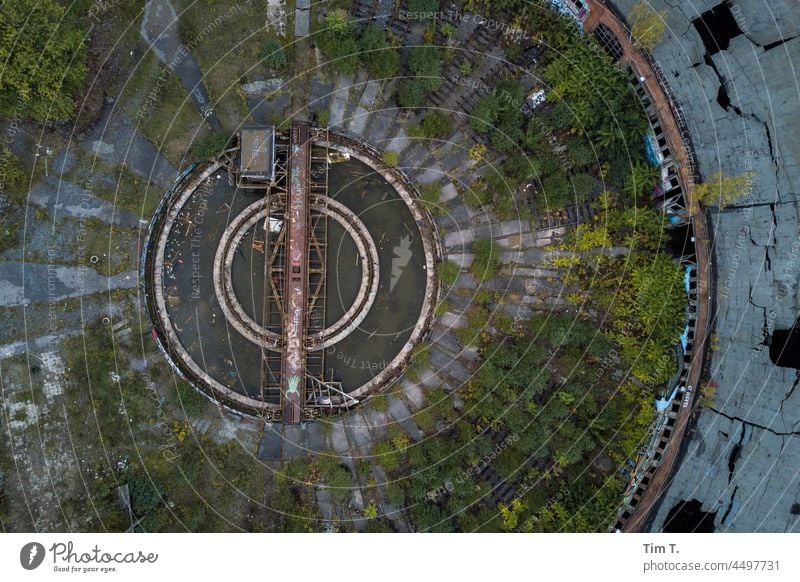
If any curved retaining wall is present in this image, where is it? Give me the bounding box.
[582,0,712,532]
[142,131,443,419]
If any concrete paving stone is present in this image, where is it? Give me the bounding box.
[362,406,390,440]
[428,347,472,384]
[294,3,310,37]
[440,148,470,172]
[416,367,439,388]
[385,128,410,153]
[329,74,353,128]
[437,203,473,230]
[257,423,283,460]
[513,267,559,278]
[429,326,462,355]
[386,396,423,441]
[401,379,426,409]
[306,422,328,453]
[27,178,140,229]
[443,228,475,248]
[417,164,445,185]
[459,345,480,364]
[359,79,382,109]
[309,78,334,111]
[440,182,459,203]
[452,272,477,290]
[446,253,474,268]
[329,418,351,456]
[0,263,138,307]
[499,249,526,264]
[439,311,467,330]
[364,108,400,143]
[347,409,374,454]
[348,106,370,135]
[283,424,307,459]
[400,144,430,169]
[521,295,569,307]
[497,218,529,237]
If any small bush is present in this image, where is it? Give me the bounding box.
[471,239,500,282]
[439,261,461,286]
[382,150,399,167]
[191,131,230,160]
[397,79,427,108]
[260,37,287,69]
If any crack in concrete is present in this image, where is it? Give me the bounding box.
[780,371,800,411]
[727,423,745,484]
[703,52,744,115]
[717,200,797,210]
[763,36,798,52]
[710,407,800,437]
[721,485,739,525]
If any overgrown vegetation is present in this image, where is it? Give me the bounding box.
[693,171,753,207]
[0,0,87,121]
[470,239,500,282]
[371,314,655,532]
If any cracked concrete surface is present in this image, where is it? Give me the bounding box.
[614,0,800,532]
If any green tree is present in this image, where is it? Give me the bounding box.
[693,171,753,207]
[409,0,440,13]
[408,45,442,91]
[359,26,399,78]
[0,0,87,121]
[414,112,452,139]
[629,2,668,52]
[623,160,661,199]
[397,79,427,108]
[317,11,360,74]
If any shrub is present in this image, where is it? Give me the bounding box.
[419,183,443,215]
[471,239,500,282]
[314,108,331,126]
[417,112,452,139]
[439,261,461,286]
[397,79,427,108]
[191,131,230,160]
[0,0,87,121]
[540,172,572,207]
[260,37,287,69]
[360,26,399,78]
[571,172,595,201]
[630,2,668,51]
[382,150,399,167]
[408,45,442,91]
[317,11,360,74]
[409,0,440,13]
[694,171,753,207]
